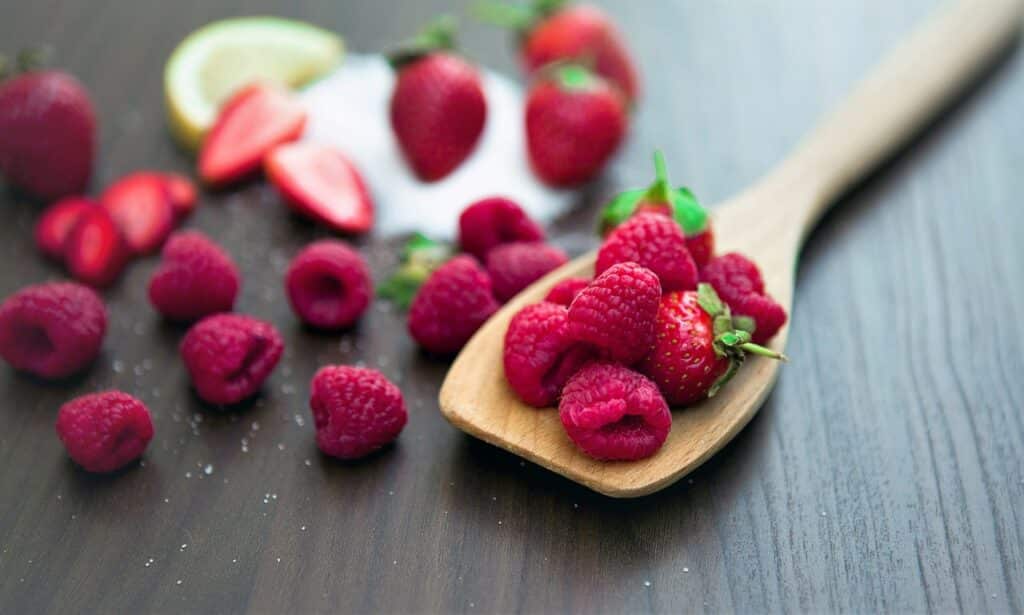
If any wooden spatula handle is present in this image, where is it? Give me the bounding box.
[761,0,1023,238]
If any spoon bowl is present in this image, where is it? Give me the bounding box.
[439,0,1024,496]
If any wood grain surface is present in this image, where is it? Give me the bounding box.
[1,1,1022,613]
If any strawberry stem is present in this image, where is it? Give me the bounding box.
[473,1,535,30]
[389,16,459,69]
[474,0,567,32]
[643,150,673,204]
[739,343,789,362]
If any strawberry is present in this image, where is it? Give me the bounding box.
[161,172,198,220]
[389,18,487,181]
[638,284,786,407]
[598,150,714,269]
[64,207,129,288]
[100,173,177,254]
[0,60,96,200]
[478,1,639,102]
[198,83,307,186]
[35,196,95,261]
[265,142,374,234]
[525,64,626,187]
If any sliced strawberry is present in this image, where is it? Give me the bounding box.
[35,196,96,260]
[160,172,197,219]
[265,142,374,234]
[100,173,176,255]
[64,208,129,287]
[198,83,307,187]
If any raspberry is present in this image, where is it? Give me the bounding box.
[0,281,106,379]
[559,362,671,461]
[56,391,153,473]
[543,276,589,306]
[408,255,500,355]
[310,365,407,459]
[147,231,241,322]
[700,252,763,297]
[458,196,545,260]
[486,241,568,303]
[701,253,786,344]
[596,212,698,292]
[503,302,594,407]
[732,293,788,345]
[285,240,371,330]
[180,314,284,405]
[567,262,660,364]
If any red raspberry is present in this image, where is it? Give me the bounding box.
[0,281,106,379]
[568,262,660,364]
[701,252,763,297]
[310,365,407,459]
[285,240,371,330]
[56,391,153,473]
[147,231,240,322]
[486,241,568,303]
[408,255,500,355]
[503,302,594,407]
[543,276,589,306]
[731,293,787,345]
[596,212,698,292]
[180,314,284,405]
[701,253,786,344]
[559,362,671,460]
[458,196,546,260]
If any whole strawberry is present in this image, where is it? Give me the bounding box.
[480,0,640,102]
[0,55,95,200]
[638,284,786,407]
[599,150,715,269]
[389,17,487,182]
[525,64,626,187]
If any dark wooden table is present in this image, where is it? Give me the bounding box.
[1,1,1022,613]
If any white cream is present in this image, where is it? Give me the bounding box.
[299,54,575,239]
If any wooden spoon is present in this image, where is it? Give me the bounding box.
[440,0,1024,497]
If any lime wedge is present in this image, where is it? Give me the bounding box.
[165,16,343,150]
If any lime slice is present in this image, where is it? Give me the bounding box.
[165,16,343,150]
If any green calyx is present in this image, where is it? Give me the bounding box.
[551,62,596,91]
[377,233,454,309]
[388,15,459,69]
[696,283,788,398]
[474,0,568,33]
[0,47,49,80]
[598,150,709,236]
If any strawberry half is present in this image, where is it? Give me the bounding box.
[265,142,374,234]
[35,196,95,260]
[389,17,487,181]
[198,83,307,187]
[64,207,129,287]
[162,172,198,220]
[100,173,177,255]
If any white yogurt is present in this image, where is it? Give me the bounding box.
[299,54,575,239]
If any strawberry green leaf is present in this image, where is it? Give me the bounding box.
[377,233,453,309]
